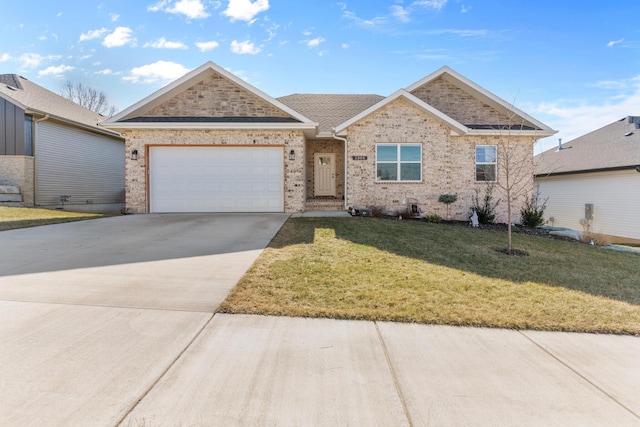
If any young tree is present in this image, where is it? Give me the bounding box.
[494,113,540,254]
[60,81,117,117]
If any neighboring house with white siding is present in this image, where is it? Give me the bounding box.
[0,74,125,213]
[535,116,640,243]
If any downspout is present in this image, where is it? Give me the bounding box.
[32,114,50,206]
[332,130,348,210]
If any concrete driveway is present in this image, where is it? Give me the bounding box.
[0,213,288,426]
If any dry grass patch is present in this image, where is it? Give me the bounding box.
[218,217,640,334]
[0,206,102,231]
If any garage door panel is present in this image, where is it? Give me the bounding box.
[149,146,284,213]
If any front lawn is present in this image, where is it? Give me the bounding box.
[218,217,640,335]
[0,206,102,231]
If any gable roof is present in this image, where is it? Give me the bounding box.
[535,116,640,176]
[406,66,556,136]
[0,74,121,138]
[104,61,318,136]
[277,94,384,137]
[333,89,470,135]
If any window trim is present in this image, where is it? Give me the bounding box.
[376,143,422,182]
[475,145,497,182]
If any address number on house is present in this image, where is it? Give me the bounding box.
[352,155,368,160]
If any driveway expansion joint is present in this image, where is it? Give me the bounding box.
[375,321,414,427]
[518,330,640,421]
[115,313,216,426]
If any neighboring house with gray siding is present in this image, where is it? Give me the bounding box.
[535,116,640,243]
[104,61,555,221]
[0,74,125,213]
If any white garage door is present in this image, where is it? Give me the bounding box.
[149,146,284,213]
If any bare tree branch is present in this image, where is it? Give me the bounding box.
[60,80,117,117]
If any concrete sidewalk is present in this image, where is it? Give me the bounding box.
[122,315,640,427]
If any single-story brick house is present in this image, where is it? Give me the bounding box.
[0,74,125,213]
[535,116,640,243]
[103,61,555,221]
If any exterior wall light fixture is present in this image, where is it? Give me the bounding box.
[289,149,295,160]
[131,149,138,160]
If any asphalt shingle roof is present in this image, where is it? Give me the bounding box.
[277,94,385,135]
[0,74,116,134]
[535,116,640,175]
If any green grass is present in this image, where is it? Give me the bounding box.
[0,206,103,231]
[218,217,640,335]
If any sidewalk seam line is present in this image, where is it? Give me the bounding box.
[375,321,414,427]
[518,331,640,421]
[114,312,216,426]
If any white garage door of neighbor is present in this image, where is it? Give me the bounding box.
[149,146,284,213]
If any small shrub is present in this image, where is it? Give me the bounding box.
[438,194,457,219]
[469,185,499,224]
[367,205,386,217]
[520,189,547,228]
[424,213,442,223]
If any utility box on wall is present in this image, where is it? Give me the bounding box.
[585,203,594,220]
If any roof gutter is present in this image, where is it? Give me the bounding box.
[535,164,640,177]
[332,130,349,211]
[26,109,124,139]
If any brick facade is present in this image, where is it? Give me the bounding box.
[411,76,512,126]
[142,74,291,119]
[123,129,306,213]
[0,156,34,205]
[344,98,534,223]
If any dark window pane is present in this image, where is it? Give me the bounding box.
[476,164,496,181]
[400,163,421,181]
[377,163,397,181]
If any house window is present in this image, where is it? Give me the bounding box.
[24,115,34,156]
[376,144,421,182]
[475,145,496,182]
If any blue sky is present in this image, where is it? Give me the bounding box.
[1,0,638,152]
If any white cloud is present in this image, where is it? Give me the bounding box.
[95,69,115,75]
[223,0,269,22]
[607,38,624,48]
[341,6,387,28]
[123,60,190,84]
[110,13,120,22]
[102,27,136,48]
[79,28,108,42]
[413,0,448,10]
[306,37,325,48]
[143,37,188,49]
[38,64,74,78]
[148,0,210,19]
[0,53,10,62]
[18,53,44,69]
[460,4,470,13]
[230,39,261,54]
[341,43,350,49]
[533,75,640,151]
[391,5,410,22]
[195,40,220,52]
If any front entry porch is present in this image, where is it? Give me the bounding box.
[305,139,345,210]
[305,197,344,211]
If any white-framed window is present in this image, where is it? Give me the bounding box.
[376,144,422,182]
[475,145,497,182]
